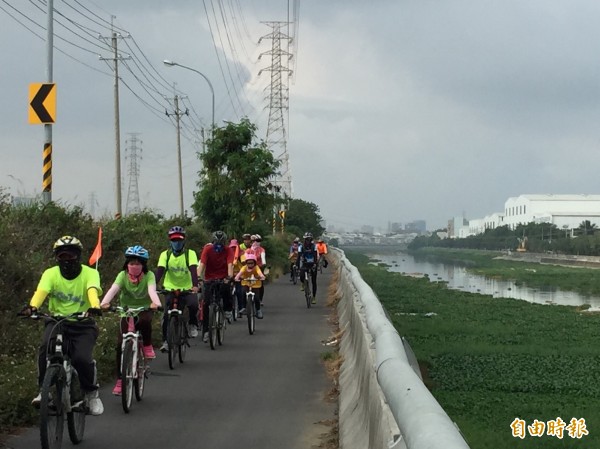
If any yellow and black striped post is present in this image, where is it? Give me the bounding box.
[42,142,52,195]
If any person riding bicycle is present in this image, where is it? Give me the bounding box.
[234,252,266,319]
[239,233,252,252]
[20,236,104,415]
[230,238,245,319]
[316,237,329,268]
[251,234,268,304]
[297,232,319,304]
[197,230,235,343]
[100,245,162,396]
[155,226,200,351]
[288,237,300,281]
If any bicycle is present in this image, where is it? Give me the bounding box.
[302,265,316,308]
[204,280,227,350]
[20,312,91,449]
[291,264,299,285]
[110,306,156,413]
[318,255,326,274]
[230,281,239,322]
[158,289,192,370]
[244,276,261,335]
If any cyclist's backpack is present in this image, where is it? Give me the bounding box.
[165,249,191,271]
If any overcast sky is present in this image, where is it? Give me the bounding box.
[3,1,600,232]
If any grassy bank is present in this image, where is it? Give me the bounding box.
[411,247,600,297]
[346,251,600,449]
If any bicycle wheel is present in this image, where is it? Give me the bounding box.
[121,341,134,413]
[292,267,298,285]
[67,368,86,444]
[217,306,225,346]
[134,343,146,402]
[231,285,238,322]
[208,303,217,350]
[178,319,188,363]
[167,315,178,369]
[40,364,65,449]
[304,278,312,308]
[247,294,255,335]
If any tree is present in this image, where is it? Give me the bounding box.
[191,119,281,235]
[285,198,325,238]
[577,220,597,236]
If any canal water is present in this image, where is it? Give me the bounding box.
[369,252,600,309]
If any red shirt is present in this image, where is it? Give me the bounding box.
[200,244,234,281]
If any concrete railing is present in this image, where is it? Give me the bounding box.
[332,249,470,449]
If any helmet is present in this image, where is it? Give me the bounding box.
[317,237,324,243]
[124,245,149,261]
[242,233,251,240]
[168,226,186,240]
[229,239,238,247]
[293,237,300,243]
[252,234,262,242]
[53,236,83,254]
[303,232,313,240]
[212,230,227,245]
[245,253,257,262]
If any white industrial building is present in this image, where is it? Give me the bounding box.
[449,194,600,238]
[503,194,600,230]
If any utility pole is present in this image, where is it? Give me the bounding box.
[166,93,188,217]
[100,18,130,219]
[42,0,54,204]
[125,133,142,214]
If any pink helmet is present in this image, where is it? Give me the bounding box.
[229,239,238,247]
[245,253,257,262]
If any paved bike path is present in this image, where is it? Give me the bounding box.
[6,270,336,449]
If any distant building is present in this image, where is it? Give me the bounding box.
[405,220,426,233]
[504,194,600,230]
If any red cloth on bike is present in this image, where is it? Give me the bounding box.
[200,244,234,281]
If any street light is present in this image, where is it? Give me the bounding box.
[163,59,215,140]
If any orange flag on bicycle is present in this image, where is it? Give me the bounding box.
[89,227,102,266]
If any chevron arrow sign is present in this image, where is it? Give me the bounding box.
[29,83,56,124]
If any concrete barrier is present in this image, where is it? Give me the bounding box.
[333,249,470,449]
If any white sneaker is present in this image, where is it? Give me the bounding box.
[159,341,168,352]
[189,324,199,338]
[238,307,246,316]
[31,392,42,407]
[202,332,209,343]
[225,311,233,323]
[85,390,104,416]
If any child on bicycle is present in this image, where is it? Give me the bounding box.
[288,237,300,281]
[234,252,265,318]
[100,245,162,396]
[20,236,104,415]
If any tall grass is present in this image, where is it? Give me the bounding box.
[346,251,600,449]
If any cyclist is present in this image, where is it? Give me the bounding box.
[197,230,235,343]
[155,226,200,351]
[229,238,245,318]
[316,237,329,268]
[234,253,265,319]
[239,233,252,252]
[297,232,319,304]
[251,234,268,304]
[100,245,162,396]
[20,236,104,415]
[288,237,300,281]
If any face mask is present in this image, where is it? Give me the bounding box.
[214,244,224,253]
[58,259,82,280]
[170,240,185,254]
[127,264,144,283]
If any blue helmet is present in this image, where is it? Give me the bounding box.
[124,245,149,261]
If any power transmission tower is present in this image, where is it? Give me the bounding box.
[166,93,189,217]
[125,133,142,214]
[99,18,131,219]
[258,21,294,200]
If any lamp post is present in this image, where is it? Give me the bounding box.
[163,60,215,141]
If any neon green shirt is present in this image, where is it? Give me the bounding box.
[114,270,156,308]
[36,266,102,316]
[157,249,198,290]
